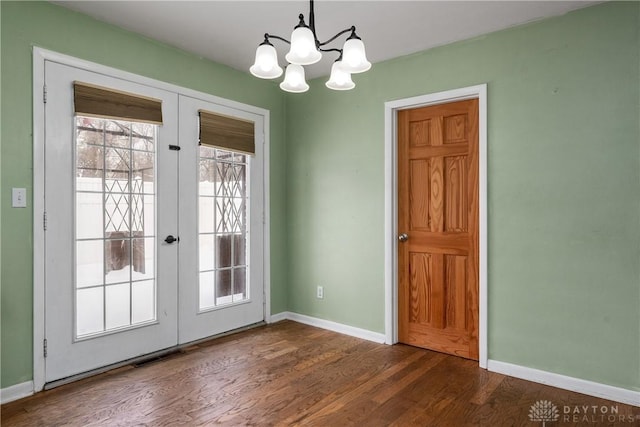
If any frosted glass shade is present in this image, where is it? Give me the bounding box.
[280,64,309,93]
[250,44,283,79]
[341,38,371,74]
[325,61,355,91]
[285,26,321,65]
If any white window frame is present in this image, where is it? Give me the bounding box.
[33,47,271,391]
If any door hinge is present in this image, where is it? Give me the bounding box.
[43,211,47,231]
[43,85,47,104]
[169,145,181,151]
[43,339,48,358]
[263,294,267,318]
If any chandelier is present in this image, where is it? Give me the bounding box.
[250,0,371,93]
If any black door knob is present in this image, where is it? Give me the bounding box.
[164,235,179,244]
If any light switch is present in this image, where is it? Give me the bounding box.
[12,188,27,208]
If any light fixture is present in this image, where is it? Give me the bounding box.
[249,41,283,79]
[250,0,371,93]
[325,61,354,91]
[280,64,310,93]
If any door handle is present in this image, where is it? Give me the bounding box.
[164,235,179,244]
[398,233,409,242]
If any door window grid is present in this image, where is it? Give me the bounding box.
[198,146,249,311]
[75,116,157,338]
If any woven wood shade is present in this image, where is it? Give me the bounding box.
[199,110,255,155]
[74,82,163,124]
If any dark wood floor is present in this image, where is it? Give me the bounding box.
[2,320,638,426]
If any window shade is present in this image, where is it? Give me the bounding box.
[199,110,255,155]
[74,82,163,124]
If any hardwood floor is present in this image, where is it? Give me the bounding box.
[2,320,638,426]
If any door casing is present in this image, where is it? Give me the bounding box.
[32,47,272,391]
[384,84,488,368]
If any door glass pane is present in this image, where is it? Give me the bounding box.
[76,240,103,288]
[141,194,155,236]
[132,238,154,281]
[105,148,131,192]
[75,116,157,338]
[105,238,131,284]
[215,269,232,305]
[105,120,131,148]
[132,123,155,152]
[198,147,249,311]
[132,151,154,194]
[76,192,104,239]
[105,283,130,329]
[199,272,215,310]
[235,235,246,266]
[199,197,215,233]
[215,234,232,268]
[233,267,246,302]
[105,193,130,234]
[199,234,215,271]
[199,158,216,196]
[132,280,155,324]
[77,287,104,336]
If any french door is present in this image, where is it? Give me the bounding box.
[177,96,264,344]
[43,60,264,383]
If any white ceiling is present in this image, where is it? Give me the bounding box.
[53,1,598,80]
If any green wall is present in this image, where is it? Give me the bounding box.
[0,1,287,388]
[2,0,639,396]
[286,1,639,392]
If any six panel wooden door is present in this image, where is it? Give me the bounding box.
[397,99,479,360]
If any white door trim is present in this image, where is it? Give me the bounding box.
[32,47,271,391]
[383,84,488,368]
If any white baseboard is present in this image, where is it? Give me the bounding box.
[275,311,386,344]
[488,360,640,407]
[1,381,34,404]
[268,311,288,323]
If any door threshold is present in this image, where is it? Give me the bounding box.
[44,321,266,390]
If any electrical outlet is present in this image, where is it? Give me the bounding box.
[316,286,324,299]
[12,188,27,208]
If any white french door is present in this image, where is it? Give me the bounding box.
[44,62,179,382]
[177,96,264,344]
[42,59,265,384]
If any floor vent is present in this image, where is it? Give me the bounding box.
[133,349,184,368]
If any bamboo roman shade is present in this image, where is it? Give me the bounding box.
[199,110,255,155]
[73,82,163,124]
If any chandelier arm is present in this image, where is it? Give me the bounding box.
[318,26,356,47]
[309,0,317,39]
[319,47,343,61]
[265,34,291,45]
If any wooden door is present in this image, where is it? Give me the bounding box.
[397,99,479,360]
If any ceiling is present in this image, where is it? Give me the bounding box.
[53,1,598,80]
